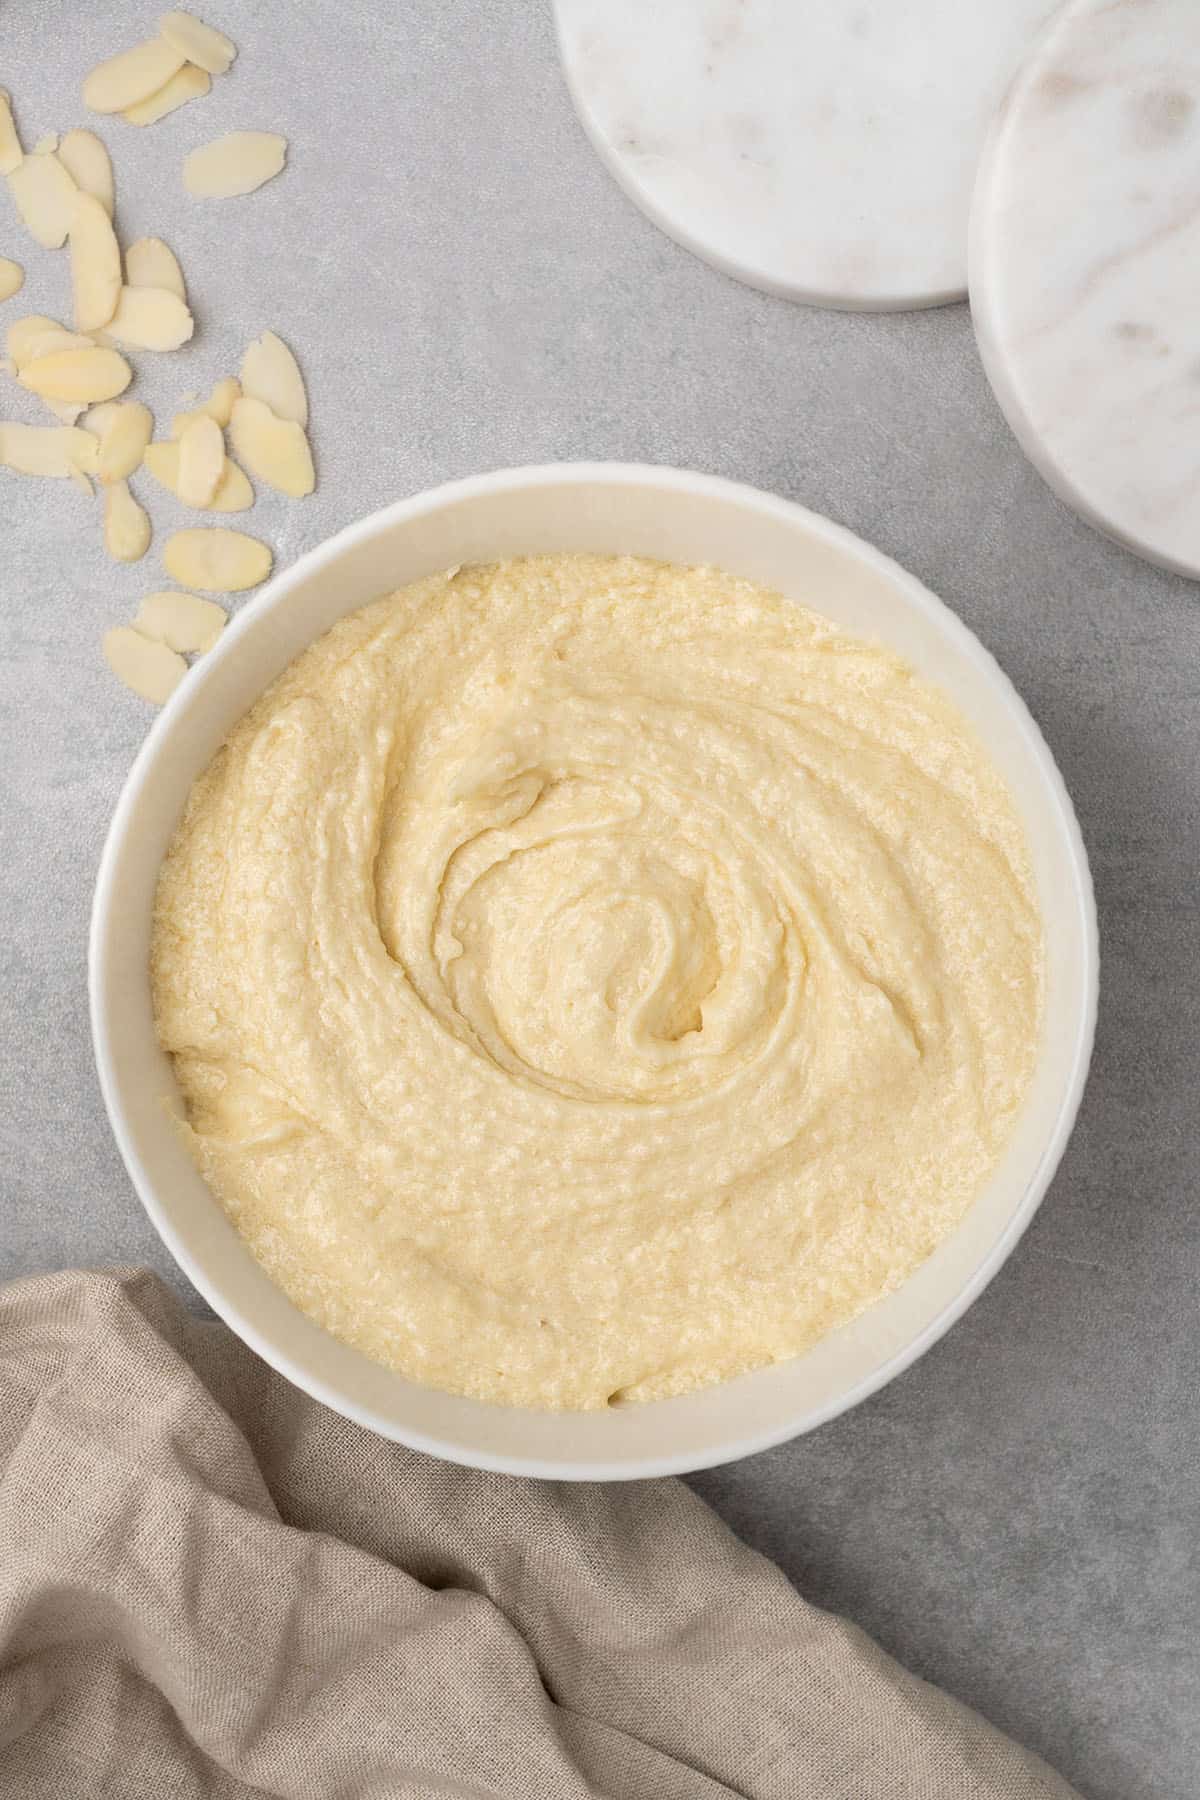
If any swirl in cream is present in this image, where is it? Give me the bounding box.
[153,556,1042,1409]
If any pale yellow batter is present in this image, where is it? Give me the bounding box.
[152,555,1043,1410]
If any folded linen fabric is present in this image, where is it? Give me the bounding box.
[0,1268,1079,1799]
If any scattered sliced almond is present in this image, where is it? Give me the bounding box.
[19,345,132,403]
[204,374,239,427]
[203,451,255,511]
[125,235,186,301]
[143,439,179,489]
[228,394,314,497]
[123,63,211,127]
[0,91,21,177]
[105,285,194,352]
[183,132,287,199]
[93,400,154,483]
[104,478,152,561]
[103,625,186,704]
[135,588,227,652]
[172,375,239,436]
[0,421,98,478]
[145,438,254,511]
[240,330,307,427]
[163,526,271,591]
[7,315,63,364]
[7,62,314,701]
[159,11,237,76]
[202,456,255,514]
[8,319,93,366]
[7,321,99,426]
[69,192,123,332]
[83,38,187,115]
[57,130,115,218]
[83,400,120,435]
[177,412,224,506]
[6,151,78,249]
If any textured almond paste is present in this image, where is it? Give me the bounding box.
[152,555,1043,1410]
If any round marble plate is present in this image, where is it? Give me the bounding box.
[554,0,1057,310]
[970,0,1200,580]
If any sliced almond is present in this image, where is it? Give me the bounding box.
[103,626,186,704]
[7,315,65,364]
[0,259,23,302]
[159,11,237,75]
[163,526,271,591]
[142,438,180,490]
[6,151,78,249]
[177,413,224,506]
[122,64,211,127]
[57,130,115,218]
[83,401,120,437]
[19,345,132,403]
[183,132,287,200]
[0,91,21,177]
[172,375,239,436]
[22,326,99,425]
[8,322,100,425]
[8,320,92,366]
[145,439,254,511]
[105,285,194,352]
[94,400,154,483]
[228,395,314,497]
[200,452,254,512]
[44,399,87,426]
[83,39,186,115]
[135,588,227,652]
[34,331,97,360]
[203,374,239,427]
[104,478,151,561]
[0,421,98,478]
[239,330,306,427]
[125,235,185,301]
[69,191,123,332]
[69,427,103,473]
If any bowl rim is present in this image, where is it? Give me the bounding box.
[89,461,1099,1478]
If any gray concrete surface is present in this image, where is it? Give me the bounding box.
[2,5,1197,1795]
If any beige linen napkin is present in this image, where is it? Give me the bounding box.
[0,1268,1078,1799]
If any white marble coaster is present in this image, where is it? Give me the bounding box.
[970,0,1200,580]
[554,0,1056,310]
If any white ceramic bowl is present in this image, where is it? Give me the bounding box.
[90,464,1098,1479]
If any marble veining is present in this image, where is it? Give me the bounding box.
[970,0,1200,580]
[555,0,1057,310]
